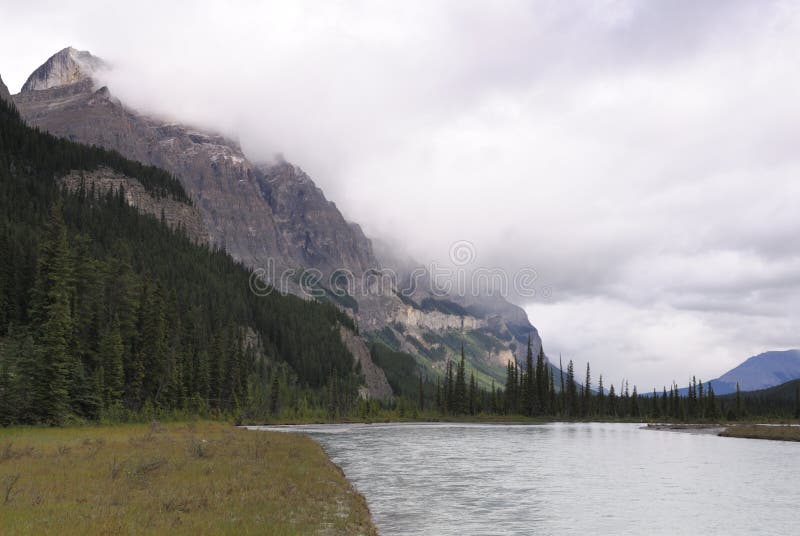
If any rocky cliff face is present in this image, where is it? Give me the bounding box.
[61,167,209,243]
[13,47,378,280]
[21,47,107,91]
[340,327,393,400]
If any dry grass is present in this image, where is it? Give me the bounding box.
[0,421,377,535]
[719,425,800,442]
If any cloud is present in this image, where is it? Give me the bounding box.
[0,0,798,387]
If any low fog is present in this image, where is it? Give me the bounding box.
[1,0,798,389]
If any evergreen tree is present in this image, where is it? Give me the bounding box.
[535,346,547,415]
[455,346,467,415]
[270,372,280,417]
[566,360,577,417]
[468,372,477,415]
[98,315,125,406]
[28,203,74,424]
[597,375,605,417]
[523,337,534,416]
[582,362,591,417]
[418,373,425,411]
[559,355,565,414]
[608,384,617,416]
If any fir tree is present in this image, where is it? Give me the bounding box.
[270,372,280,417]
[29,203,74,425]
[582,362,591,417]
[455,346,467,415]
[98,315,125,406]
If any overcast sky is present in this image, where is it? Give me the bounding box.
[2,0,798,389]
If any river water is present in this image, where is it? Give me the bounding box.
[250,422,799,535]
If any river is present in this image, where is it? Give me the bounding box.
[249,422,799,535]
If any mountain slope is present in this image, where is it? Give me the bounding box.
[13,47,378,278]
[11,47,546,386]
[0,89,379,423]
[709,350,800,395]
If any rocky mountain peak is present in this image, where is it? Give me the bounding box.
[21,47,107,92]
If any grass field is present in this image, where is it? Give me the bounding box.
[719,425,800,442]
[0,421,376,535]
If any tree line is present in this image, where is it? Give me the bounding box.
[381,336,800,422]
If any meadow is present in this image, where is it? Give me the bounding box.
[0,421,376,535]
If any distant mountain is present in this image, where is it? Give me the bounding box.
[682,350,800,396]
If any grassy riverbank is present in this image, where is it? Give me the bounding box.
[719,425,800,442]
[0,421,376,535]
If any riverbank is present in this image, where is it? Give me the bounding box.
[718,424,800,442]
[0,421,377,535]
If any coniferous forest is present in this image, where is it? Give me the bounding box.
[379,335,800,422]
[0,97,360,425]
[1,96,797,426]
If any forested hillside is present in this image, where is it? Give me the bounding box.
[0,97,358,425]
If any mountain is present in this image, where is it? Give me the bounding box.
[13,48,378,278]
[0,89,389,423]
[11,47,545,386]
[707,350,800,395]
[672,349,800,396]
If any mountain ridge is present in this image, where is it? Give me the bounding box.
[676,349,800,396]
[10,47,544,386]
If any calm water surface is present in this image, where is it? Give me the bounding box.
[251,423,799,535]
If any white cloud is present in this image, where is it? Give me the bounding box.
[1,0,798,386]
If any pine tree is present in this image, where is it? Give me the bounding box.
[707,383,718,419]
[597,375,605,417]
[505,359,514,414]
[28,203,74,424]
[418,373,425,411]
[535,346,547,414]
[523,336,534,416]
[559,355,565,414]
[608,384,617,416]
[98,315,125,406]
[270,372,280,417]
[455,346,467,415]
[698,379,705,419]
[582,362,591,417]
[435,377,442,413]
[566,360,577,417]
[468,372,477,415]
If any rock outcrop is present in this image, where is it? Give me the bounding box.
[340,327,393,400]
[21,46,107,91]
[61,167,209,243]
